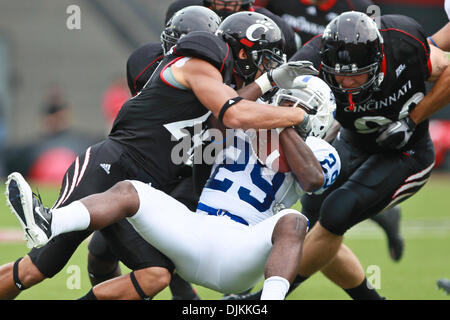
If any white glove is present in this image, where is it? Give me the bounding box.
[255,61,319,93]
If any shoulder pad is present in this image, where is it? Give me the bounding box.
[174,31,234,79]
[380,15,428,46]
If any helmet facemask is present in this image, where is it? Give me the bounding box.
[273,77,336,139]
[237,44,285,84]
[321,54,384,105]
[160,22,182,54]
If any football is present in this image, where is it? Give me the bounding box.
[248,129,291,173]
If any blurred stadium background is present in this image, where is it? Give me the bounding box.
[0,0,448,300]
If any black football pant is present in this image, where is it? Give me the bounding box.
[301,130,435,236]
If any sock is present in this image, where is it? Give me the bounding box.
[79,288,98,300]
[286,274,309,296]
[260,276,290,300]
[344,278,385,300]
[169,273,197,299]
[51,201,91,237]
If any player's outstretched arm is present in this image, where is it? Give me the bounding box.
[409,45,450,125]
[171,57,307,130]
[279,128,324,192]
[428,22,450,52]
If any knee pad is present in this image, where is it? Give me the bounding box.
[87,252,121,284]
[319,188,360,236]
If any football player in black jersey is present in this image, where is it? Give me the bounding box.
[86,5,221,300]
[287,11,450,298]
[166,0,299,59]
[1,12,316,300]
[227,10,450,301]
[254,1,407,263]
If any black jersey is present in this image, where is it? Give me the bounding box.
[262,0,372,45]
[291,15,432,153]
[165,0,298,58]
[109,31,234,188]
[126,42,164,96]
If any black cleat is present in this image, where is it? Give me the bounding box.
[5,172,53,248]
[437,279,450,295]
[371,206,404,262]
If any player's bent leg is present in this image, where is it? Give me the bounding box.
[260,211,308,300]
[321,244,365,289]
[28,180,142,245]
[297,221,343,278]
[91,267,171,300]
[87,252,122,287]
[80,180,140,230]
[0,255,45,299]
[266,212,308,280]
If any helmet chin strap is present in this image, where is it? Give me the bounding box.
[348,93,355,111]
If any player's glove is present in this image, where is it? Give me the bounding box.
[255,61,319,94]
[375,116,416,149]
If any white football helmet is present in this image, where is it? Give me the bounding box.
[273,75,336,139]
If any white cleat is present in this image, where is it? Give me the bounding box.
[5,172,53,248]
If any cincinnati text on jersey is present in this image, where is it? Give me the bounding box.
[343,80,414,112]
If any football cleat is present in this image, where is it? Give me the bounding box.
[437,279,450,295]
[371,206,404,261]
[5,172,53,248]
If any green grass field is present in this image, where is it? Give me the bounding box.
[0,174,449,300]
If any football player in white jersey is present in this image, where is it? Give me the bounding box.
[6,76,340,299]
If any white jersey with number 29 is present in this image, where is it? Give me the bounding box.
[197,130,341,226]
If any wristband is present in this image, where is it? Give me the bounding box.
[254,73,274,94]
[427,36,439,48]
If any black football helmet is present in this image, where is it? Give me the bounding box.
[216,11,285,84]
[204,0,255,18]
[320,11,384,104]
[161,6,221,54]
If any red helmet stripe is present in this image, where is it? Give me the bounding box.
[240,38,254,48]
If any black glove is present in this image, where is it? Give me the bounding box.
[376,116,417,149]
